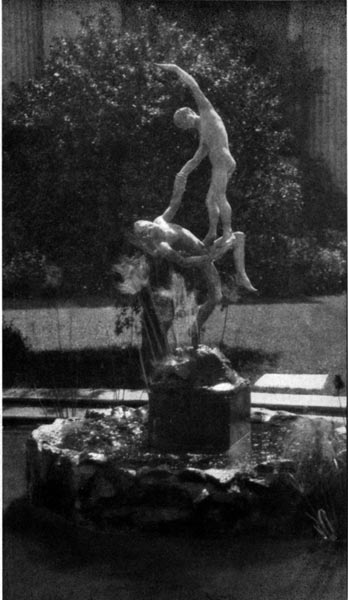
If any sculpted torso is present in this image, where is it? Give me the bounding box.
[134,218,206,260]
[199,106,236,171]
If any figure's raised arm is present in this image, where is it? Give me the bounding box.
[178,142,208,178]
[156,63,211,111]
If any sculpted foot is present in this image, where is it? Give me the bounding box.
[215,232,235,248]
[220,231,235,245]
[235,272,258,293]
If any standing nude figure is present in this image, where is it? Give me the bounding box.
[156,63,236,247]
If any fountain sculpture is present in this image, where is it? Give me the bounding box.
[25,66,346,535]
[126,65,257,453]
[25,65,263,529]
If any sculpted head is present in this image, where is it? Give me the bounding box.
[134,220,159,237]
[173,107,199,130]
[133,220,164,255]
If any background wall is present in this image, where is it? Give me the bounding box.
[3,0,43,93]
[2,0,122,91]
[289,0,346,193]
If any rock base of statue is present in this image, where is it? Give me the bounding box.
[148,345,250,453]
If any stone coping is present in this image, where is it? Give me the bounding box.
[3,387,346,419]
[25,407,346,533]
[253,373,332,394]
[3,405,345,428]
[252,392,346,416]
[3,388,149,406]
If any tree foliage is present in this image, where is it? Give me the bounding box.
[3,4,346,296]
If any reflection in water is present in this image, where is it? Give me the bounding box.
[222,415,344,472]
[227,421,252,468]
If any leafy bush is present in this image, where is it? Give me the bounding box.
[3,4,344,296]
[307,244,347,294]
[239,231,346,297]
[284,422,346,542]
[3,250,47,298]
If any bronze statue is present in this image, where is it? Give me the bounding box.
[124,64,257,347]
[132,215,256,345]
[156,63,236,248]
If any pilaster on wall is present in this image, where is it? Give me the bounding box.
[2,0,43,94]
[288,0,346,193]
[2,0,122,100]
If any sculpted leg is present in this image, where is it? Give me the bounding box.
[207,169,233,247]
[216,169,233,243]
[217,193,233,243]
[191,262,222,346]
[232,232,257,293]
[203,186,220,246]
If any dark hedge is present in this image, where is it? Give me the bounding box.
[3,4,346,297]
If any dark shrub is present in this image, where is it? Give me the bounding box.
[3,250,47,298]
[220,225,346,298]
[306,243,347,295]
[3,322,30,386]
[3,4,344,296]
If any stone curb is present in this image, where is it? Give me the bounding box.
[252,373,331,395]
[251,392,346,416]
[3,388,148,406]
[3,407,345,428]
[3,388,346,422]
[2,389,148,426]
[24,408,346,533]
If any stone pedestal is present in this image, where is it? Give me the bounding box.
[148,382,250,453]
[148,345,250,453]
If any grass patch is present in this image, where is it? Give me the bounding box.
[3,294,346,389]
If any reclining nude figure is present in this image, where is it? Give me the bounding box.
[156,63,237,248]
[132,216,256,345]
